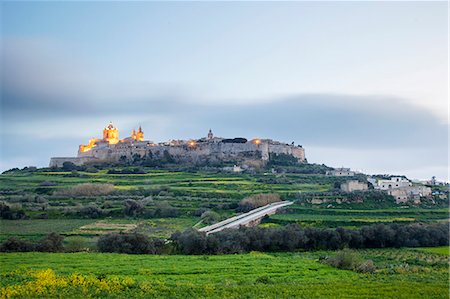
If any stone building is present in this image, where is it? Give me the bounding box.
[387,185,432,204]
[340,180,368,192]
[377,177,412,190]
[50,124,306,167]
[326,168,355,176]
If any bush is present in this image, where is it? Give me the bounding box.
[40,181,57,187]
[255,275,272,284]
[0,237,34,252]
[238,193,281,212]
[84,167,99,173]
[171,229,207,254]
[36,233,65,252]
[97,233,164,254]
[0,233,65,252]
[107,168,146,174]
[78,205,103,218]
[155,201,178,218]
[54,183,115,197]
[201,210,221,225]
[123,199,145,217]
[356,260,376,273]
[65,237,90,252]
[323,249,376,273]
[0,203,27,220]
[325,249,361,270]
[62,162,78,171]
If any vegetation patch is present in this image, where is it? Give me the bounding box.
[0,250,448,298]
[76,221,138,235]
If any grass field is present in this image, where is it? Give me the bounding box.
[1,249,448,298]
[415,246,450,255]
[0,168,448,298]
[0,169,447,243]
[0,170,331,197]
[266,205,449,228]
[0,219,96,241]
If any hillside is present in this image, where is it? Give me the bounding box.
[0,165,447,243]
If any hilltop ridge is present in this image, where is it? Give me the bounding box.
[50,122,306,168]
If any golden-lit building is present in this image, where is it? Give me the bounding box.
[131,126,144,141]
[52,124,307,168]
[79,122,145,154]
[79,138,99,153]
[103,122,119,144]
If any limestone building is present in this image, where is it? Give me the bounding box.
[326,168,355,176]
[50,123,306,167]
[340,180,368,192]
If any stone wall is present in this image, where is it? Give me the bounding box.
[49,157,98,167]
[51,140,305,167]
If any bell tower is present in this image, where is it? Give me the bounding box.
[103,122,119,144]
[132,126,144,141]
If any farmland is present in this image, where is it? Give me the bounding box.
[0,168,448,244]
[1,248,448,298]
[0,167,448,298]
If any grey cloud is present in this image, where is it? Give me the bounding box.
[1,39,447,177]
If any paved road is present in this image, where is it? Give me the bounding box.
[198,201,293,235]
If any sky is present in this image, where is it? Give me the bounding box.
[0,1,448,181]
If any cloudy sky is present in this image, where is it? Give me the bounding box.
[1,1,448,180]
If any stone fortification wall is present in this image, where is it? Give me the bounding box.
[268,144,305,161]
[49,157,98,168]
[51,140,305,167]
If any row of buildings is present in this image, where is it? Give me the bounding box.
[327,167,433,204]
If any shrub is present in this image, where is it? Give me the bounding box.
[97,233,164,254]
[171,229,208,254]
[255,275,272,284]
[39,181,57,187]
[62,162,78,171]
[356,260,376,273]
[0,237,34,252]
[201,210,221,225]
[36,233,65,252]
[84,167,99,173]
[54,183,114,197]
[155,201,178,218]
[65,237,90,252]
[193,207,209,217]
[78,205,103,218]
[325,249,361,270]
[0,203,27,220]
[238,193,281,212]
[123,199,145,217]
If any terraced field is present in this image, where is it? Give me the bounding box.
[0,169,447,243]
[267,206,449,228]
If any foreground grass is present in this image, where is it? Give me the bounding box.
[1,249,448,298]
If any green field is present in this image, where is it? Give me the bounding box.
[266,206,449,228]
[415,246,450,255]
[0,169,448,242]
[1,168,448,298]
[1,249,448,298]
[0,170,331,197]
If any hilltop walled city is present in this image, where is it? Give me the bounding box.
[48,122,445,207]
[50,122,306,168]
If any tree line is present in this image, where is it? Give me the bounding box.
[2,222,447,254]
[171,222,449,255]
